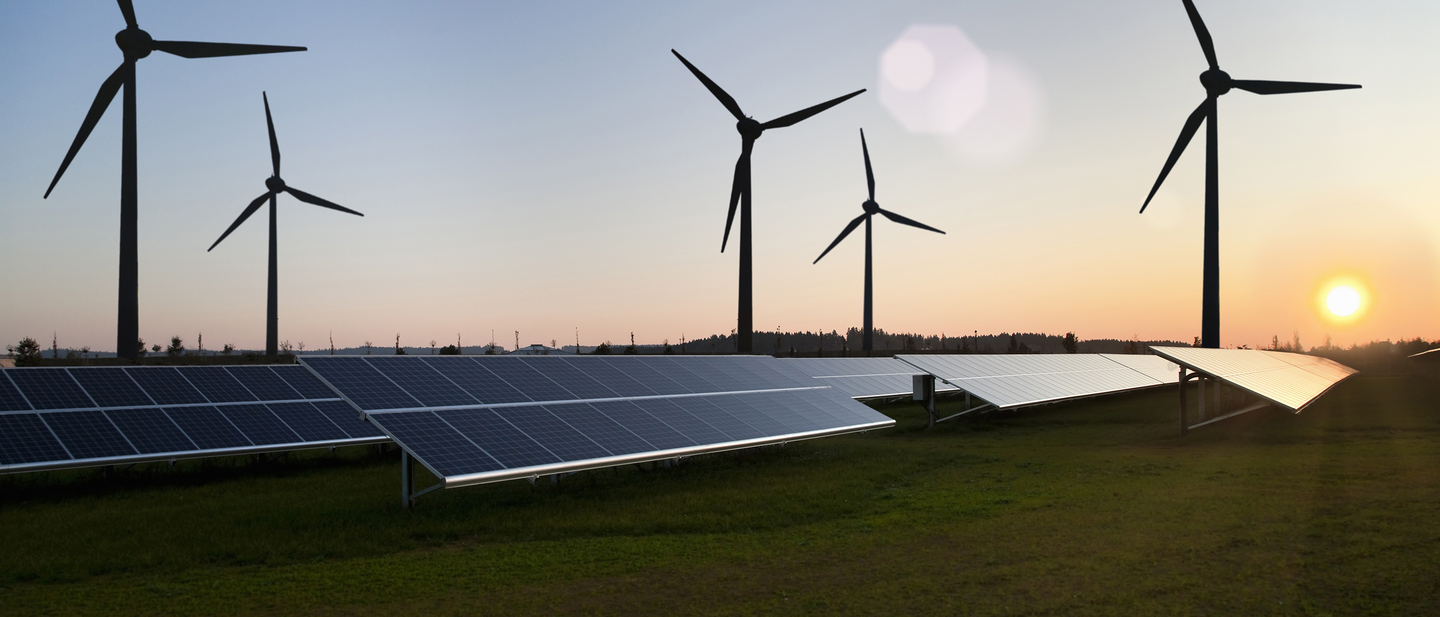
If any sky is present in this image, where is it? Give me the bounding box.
[1,0,1437,353]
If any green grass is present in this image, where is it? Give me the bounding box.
[2,376,1437,615]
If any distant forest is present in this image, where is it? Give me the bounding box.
[570,328,1191,357]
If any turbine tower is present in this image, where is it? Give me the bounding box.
[814,130,944,352]
[43,0,305,360]
[1140,0,1359,348]
[209,93,363,356]
[672,50,865,354]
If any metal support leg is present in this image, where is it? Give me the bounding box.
[1179,367,1188,437]
[401,450,414,509]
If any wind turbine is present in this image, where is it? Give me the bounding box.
[672,50,865,354]
[814,129,944,352]
[43,0,305,360]
[208,93,363,357]
[1139,0,1359,348]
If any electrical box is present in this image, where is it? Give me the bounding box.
[913,373,935,401]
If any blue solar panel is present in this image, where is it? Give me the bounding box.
[269,365,338,399]
[225,367,302,402]
[423,358,531,404]
[480,360,577,403]
[603,358,693,395]
[517,359,617,399]
[217,404,301,445]
[364,358,478,408]
[266,402,349,442]
[178,367,258,403]
[7,369,95,410]
[490,406,610,461]
[544,403,654,455]
[676,358,752,392]
[41,411,137,460]
[651,359,723,393]
[667,396,765,441]
[433,408,560,469]
[105,408,196,454]
[66,367,154,408]
[376,412,503,477]
[302,357,421,411]
[585,400,695,451]
[628,398,730,446]
[563,359,658,398]
[310,400,385,438]
[0,373,33,411]
[123,367,209,405]
[730,392,814,434]
[166,406,252,450]
[0,414,71,465]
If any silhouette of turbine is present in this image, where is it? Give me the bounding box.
[208,93,362,357]
[1139,0,1359,349]
[814,129,944,352]
[672,49,865,354]
[43,0,305,360]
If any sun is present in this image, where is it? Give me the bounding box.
[1326,285,1361,317]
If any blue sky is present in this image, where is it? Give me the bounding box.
[2,0,1437,352]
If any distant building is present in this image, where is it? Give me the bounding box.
[506,344,574,356]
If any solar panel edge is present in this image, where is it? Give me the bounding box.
[295,358,371,415]
[439,416,895,489]
[0,433,390,475]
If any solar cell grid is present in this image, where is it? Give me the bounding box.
[302,357,421,411]
[518,359,617,400]
[41,411,137,459]
[310,400,386,438]
[105,408,196,454]
[0,373,32,411]
[422,358,531,405]
[270,365,340,400]
[545,403,654,456]
[668,396,765,441]
[167,406,252,450]
[492,406,610,461]
[433,408,560,469]
[7,370,95,410]
[265,402,350,442]
[364,358,477,408]
[123,367,210,405]
[711,393,800,435]
[66,368,154,408]
[377,412,502,477]
[0,414,70,465]
[562,359,657,398]
[225,366,302,402]
[585,400,695,451]
[179,367,258,403]
[480,360,577,403]
[603,358,692,395]
[629,398,731,446]
[216,404,302,445]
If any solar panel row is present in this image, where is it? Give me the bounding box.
[895,354,1180,410]
[0,365,386,473]
[778,357,960,399]
[300,356,894,488]
[1147,347,1357,412]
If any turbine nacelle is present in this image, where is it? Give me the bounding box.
[862,199,879,215]
[735,117,763,141]
[114,27,153,59]
[1199,68,1232,95]
[265,175,286,193]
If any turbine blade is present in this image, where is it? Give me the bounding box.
[1231,80,1361,95]
[1140,98,1209,213]
[264,92,280,176]
[1182,0,1218,69]
[877,208,945,234]
[814,214,868,264]
[45,64,124,198]
[671,50,745,121]
[151,40,306,59]
[860,128,875,202]
[285,187,363,216]
[208,192,272,251]
[721,145,748,252]
[762,89,866,130]
[117,0,137,28]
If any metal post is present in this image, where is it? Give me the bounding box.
[914,374,936,428]
[1179,367,1188,436]
[401,450,413,509]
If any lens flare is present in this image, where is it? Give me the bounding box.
[1326,285,1361,317]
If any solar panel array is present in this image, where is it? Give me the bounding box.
[777,358,960,400]
[894,353,1180,410]
[301,356,894,487]
[1147,347,1357,412]
[0,365,387,473]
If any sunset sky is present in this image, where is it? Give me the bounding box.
[1,0,1436,353]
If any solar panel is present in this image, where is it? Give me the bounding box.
[779,357,962,399]
[1148,347,1357,412]
[301,355,894,490]
[895,354,1175,410]
[0,365,388,474]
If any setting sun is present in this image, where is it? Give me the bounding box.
[1327,285,1362,317]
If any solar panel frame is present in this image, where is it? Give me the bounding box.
[895,354,1174,410]
[1148,347,1357,412]
[779,357,962,400]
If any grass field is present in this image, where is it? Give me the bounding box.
[2,375,1437,615]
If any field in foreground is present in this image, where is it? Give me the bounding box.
[1,376,1437,615]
